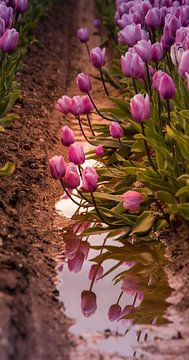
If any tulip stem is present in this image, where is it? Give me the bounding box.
[87,92,116,122]
[85,43,90,58]
[141,123,156,172]
[77,189,93,205]
[78,116,95,145]
[91,192,112,226]
[99,67,109,96]
[0,51,5,67]
[60,180,87,208]
[117,291,124,304]
[132,78,138,94]
[166,100,175,159]
[145,64,152,97]
[132,293,138,306]
[87,114,95,136]
[78,165,83,178]
[89,261,103,291]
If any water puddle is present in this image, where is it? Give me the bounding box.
[55,191,173,359]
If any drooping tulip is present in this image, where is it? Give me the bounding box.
[88,264,103,281]
[63,163,80,189]
[109,122,124,139]
[90,47,106,68]
[77,72,92,92]
[108,304,122,321]
[56,95,71,114]
[79,241,90,259]
[122,190,144,212]
[49,155,66,179]
[121,275,141,295]
[77,27,89,43]
[68,251,85,273]
[65,237,81,259]
[61,126,75,146]
[0,28,19,53]
[130,93,150,123]
[158,73,175,99]
[82,166,98,193]
[68,143,85,165]
[81,290,97,317]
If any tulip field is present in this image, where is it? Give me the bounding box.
[1,0,189,358]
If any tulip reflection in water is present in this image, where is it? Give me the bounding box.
[55,201,172,358]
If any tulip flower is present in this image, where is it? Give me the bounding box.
[145,7,161,29]
[117,13,132,29]
[65,237,81,259]
[130,93,150,123]
[63,163,80,189]
[82,166,98,193]
[90,46,106,68]
[179,49,189,77]
[119,305,135,319]
[93,18,101,28]
[170,43,184,67]
[152,70,165,91]
[70,95,93,116]
[88,264,103,281]
[118,23,143,47]
[77,27,89,43]
[56,95,71,114]
[15,0,28,13]
[0,4,13,28]
[108,304,122,321]
[0,18,5,37]
[158,73,175,100]
[77,72,92,92]
[81,95,93,114]
[134,39,152,63]
[49,155,66,179]
[151,42,163,62]
[121,52,145,79]
[68,251,85,273]
[0,28,19,53]
[68,143,85,165]
[109,122,124,139]
[79,241,90,259]
[122,190,144,212]
[61,126,75,146]
[95,144,104,157]
[121,275,141,295]
[81,290,97,317]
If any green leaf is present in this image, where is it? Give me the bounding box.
[131,211,156,236]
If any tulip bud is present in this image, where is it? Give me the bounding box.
[81,290,97,317]
[49,155,66,179]
[68,143,85,165]
[121,52,145,79]
[109,121,124,139]
[145,7,161,29]
[56,95,71,114]
[82,166,98,193]
[119,305,134,319]
[121,275,141,295]
[170,43,184,66]
[68,251,85,273]
[118,23,143,47]
[63,163,80,189]
[0,28,19,53]
[79,241,90,259]
[81,95,93,114]
[88,264,103,281]
[122,190,144,212]
[77,27,89,43]
[77,72,92,92]
[130,93,150,123]
[61,126,75,147]
[179,49,189,77]
[151,42,163,62]
[95,144,104,157]
[70,95,93,116]
[65,237,81,259]
[152,70,165,91]
[90,47,106,68]
[93,18,101,28]
[108,304,122,321]
[15,0,28,13]
[134,39,152,63]
[158,73,175,100]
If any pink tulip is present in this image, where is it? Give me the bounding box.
[70,95,93,115]
[68,143,85,165]
[134,39,152,63]
[122,190,144,212]
[152,70,165,91]
[77,27,89,43]
[119,305,135,319]
[82,95,93,114]
[68,251,85,273]
[95,144,104,157]
[151,42,163,62]
[61,126,75,146]
[81,290,97,317]
[49,155,66,179]
[0,28,19,53]
[179,49,189,77]
[118,23,144,47]
[56,95,71,114]
[121,276,141,296]
[65,237,81,259]
[130,93,150,123]
[79,241,90,259]
[82,166,98,193]
[90,47,106,68]
[158,73,175,100]
[63,163,80,189]
[77,72,92,92]
[88,264,103,281]
[108,304,122,321]
[109,122,124,139]
[121,51,145,79]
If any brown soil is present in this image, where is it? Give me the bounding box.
[0,0,189,359]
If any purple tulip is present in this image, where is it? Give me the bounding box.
[88,264,103,281]
[82,166,98,193]
[130,94,150,123]
[61,126,75,147]
[122,190,144,212]
[70,95,93,116]
[134,39,152,63]
[68,143,85,165]
[108,304,122,321]
[0,4,13,28]
[158,73,175,100]
[56,95,71,114]
[152,70,165,91]
[81,290,97,317]
[95,144,104,157]
[0,28,19,53]
[63,163,80,189]
[15,0,28,13]
[180,6,189,26]
[77,72,92,92]
[151,42,163,62]
[93,18,101,28]
[117,13,132,29]
[68,251,85,273]
[118,23,143,47]
[109,121,124,139]
[179,49,189,77]
[49,155,66,179]
[121,51,145,79]
[90,47,106,68]
[77,27,89,43]
[0,18,5,37]
[145,7,161,29]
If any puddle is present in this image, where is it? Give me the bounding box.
[55,189,173,359]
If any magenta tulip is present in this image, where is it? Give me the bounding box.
[130,93,150,123]
[109,122,124,139]
[81,95,93,114]
[49,155,66,179]
[61,126,75,146]
[77,27,89,43]
[88,264,103,281]
[56,95,71,114]
[68,251,85,273]
[0,28,19,53]
[158,73,175,100]
[81,290,97,317]
[90,47,106,68]
[63,163,80,189]
[82,166,98,193]
[152,70,165,91]
[77,72,92,92]
[108,304,122,321]
[93,18,101,28]
[151,42,163,62]
[122,190,144,212]
[95,144,104,157]
[68,143,85,165]
[15,0,28,13]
